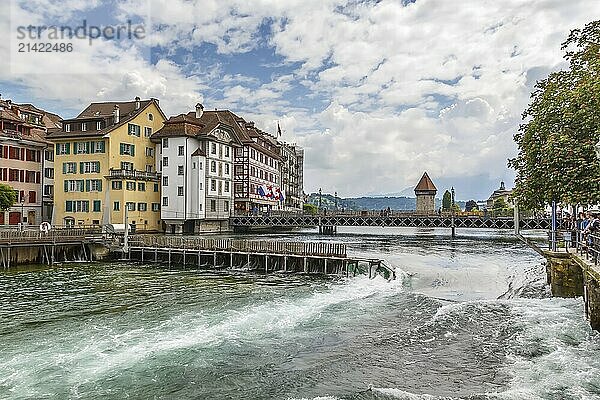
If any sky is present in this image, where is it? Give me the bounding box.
[1,0,599,201]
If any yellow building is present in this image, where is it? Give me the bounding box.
[47,98,166,231]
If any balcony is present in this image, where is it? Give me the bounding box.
[107,168,159,181]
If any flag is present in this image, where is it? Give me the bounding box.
[276,188,285,202]
[277,122,282,137]
[257,185,266,197]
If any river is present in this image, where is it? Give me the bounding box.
[0,228,599,399]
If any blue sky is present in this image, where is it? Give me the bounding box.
[2,0,599,200]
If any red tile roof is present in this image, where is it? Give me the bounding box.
[414,172,437,193]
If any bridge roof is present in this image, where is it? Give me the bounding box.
[415,172,437,193]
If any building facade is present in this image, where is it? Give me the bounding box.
[279,142,304,213]
[47,98,166,231]
[152,104,242,233]
[486,181,513,209]
[414,172,437,214]
[0,99,60,226]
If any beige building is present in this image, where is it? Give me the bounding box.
[47,98,166,231]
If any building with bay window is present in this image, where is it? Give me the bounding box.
[47,97,165,230]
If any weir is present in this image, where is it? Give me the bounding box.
[126,235,396,280]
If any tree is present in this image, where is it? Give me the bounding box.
[303,203,318,215]
[492,198,512,217]
[508,20,600,209]
[465,200,479,211]
[0,184,17,211]
[442,190,452,211]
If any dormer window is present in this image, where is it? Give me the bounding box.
[65,124,71,132]
[96,121,101,130]
[81,122,87,132]
[148,113,153,121]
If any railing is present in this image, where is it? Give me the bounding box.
[108,169,159,181]
[0,225,103,243]
[129,235,347,258]
[549,229,600,266]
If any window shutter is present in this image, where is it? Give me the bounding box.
[98,180,103,191]
[131,144,135,156]
[120,143,124,155]
[65,201,72,212]
[93,200,101,212]
[56,145,60,155]
[85,142,90,154]
[64,143,70,155]
[85,179,90,192]
[80,162,84,174]
[62,163,66,174]
[64,181,68,192]
[95,161,100,171]
[100,141,105,153]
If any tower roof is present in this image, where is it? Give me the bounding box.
[414,172,437,193]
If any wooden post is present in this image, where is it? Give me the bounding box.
[168,248,171,266]
[155,247,158,262]
[213,252,217,268]
[265,255,268,274]
[284,256,287,272]
[247,253,250,268]
[324,258,328,275]
[304,257,308,273]
[230,253,233,268]
[141,247,144,262]
[183,249,186,266]
[198,251,201,267]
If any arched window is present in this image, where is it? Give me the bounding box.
[148,113,153,121]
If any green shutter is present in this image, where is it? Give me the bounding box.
[65,201,72,212]
[65,143,70,155]
[95,161,100,172]
[79,162,84,174]
[131,144,135,156]
[120,143,124,155]
[93,200,101,212]
[85,179,90,192]
[98,180,103,191]
[56,145,60,155]
[62,163,67,174]
[85,142,90,154]
[100,140,105,153]
[64,181,68,192]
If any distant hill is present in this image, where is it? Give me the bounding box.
[306,193,466,211]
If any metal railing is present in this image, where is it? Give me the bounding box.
[549,229,600,266]
[0,225,104,244]
[108,168,159,181]
[129,235,347,258]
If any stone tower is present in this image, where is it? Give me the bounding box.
[414,172,437,214]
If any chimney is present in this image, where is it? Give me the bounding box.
[113,105,120,124]
[500,181,505,191]
[135,96,140,110]
[195,103,204,118]
[6,100,11,109]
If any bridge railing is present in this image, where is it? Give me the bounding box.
[576,231,600,266]
[0,225,104,243]
[129,235,347,258]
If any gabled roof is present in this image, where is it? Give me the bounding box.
[414,172,437,193]
[47,98,164,139]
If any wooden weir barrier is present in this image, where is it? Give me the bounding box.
[127,235,396,280]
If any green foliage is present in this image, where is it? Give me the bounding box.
[509,20,600,209]
[0,184,17,211]
[465,200,479,211]
[303,203,318,215]
[442,190,452,211]
[492,198,513,217]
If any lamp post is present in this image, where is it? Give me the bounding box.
[334,191,338,212]
[318,188,322,212]
[451,186,456,238]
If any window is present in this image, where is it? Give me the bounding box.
[152,203,160,212]
[44,185,53,196]
[162,138,168,148]
[126,202,135,211]
[177,186,184,196]
[113,201,120,211]
[211,161,216,172]
[138,182,146,191]
[65,200,89,212]
[64,124,70,132]
[192,162,196,169]
[225,164,229,175]
[126,181,136,191]
[112,181,123,190]
[211,179,216,191]
[65,180,84,192]
[162,176,168,186]
[96,121,102,130]
[128,123,141,137]
[93,200,101,212]
[148,113,154,121]
[145,165,152,172]
[154,183,159,192]
[224,201,229,211]
[198,203,203,211]
[29,191,36,203]
[88,179,102,192]
[145,147,154,157]
[225,181,229,192]
[211,143,216,154]
[162,157,169,167]
[162,196,168,206]
[93,141,105,153]
[121,162,133,171]
[57,143,70,155]
[81,122,87,132]
[144,127,152,137]
[80,161,100,173]
[199,182,203,190]
[225,146,230,157]
[210,200,216,212]
[45,149,54,162]
[178,145,184,156]
[178,165,184,175]
[138,202,147,211]
[120,143,135,156]
[63,162,77,174]
[75,142,88,154]
[198,162,203,170]
[44,168,54,179]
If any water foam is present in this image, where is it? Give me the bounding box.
[372,387,455,399]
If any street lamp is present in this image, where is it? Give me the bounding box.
[451,187,456,238]
[318,188,322,212]
[334,191,338,211]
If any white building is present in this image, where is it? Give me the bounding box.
[152,104,242,233]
